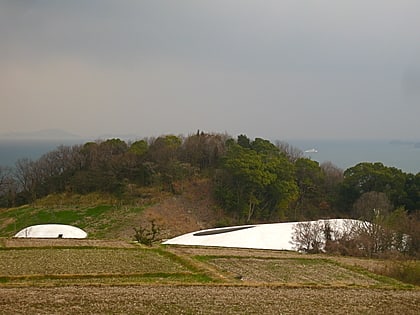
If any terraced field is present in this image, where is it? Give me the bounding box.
[0,240,418,314]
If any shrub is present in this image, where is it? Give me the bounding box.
[383,260,420,286]
[133,220,161,246]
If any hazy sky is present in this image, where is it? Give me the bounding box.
[1,0,420,140]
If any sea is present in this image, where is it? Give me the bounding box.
[0,139,85,167]
[0,139,419,174]
[288,139,420,174]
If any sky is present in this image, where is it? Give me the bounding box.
[1,0,420,141]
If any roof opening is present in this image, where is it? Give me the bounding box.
[193,226,255,236]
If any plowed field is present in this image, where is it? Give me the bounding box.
[1,285,419,314]
[0,240,418,314]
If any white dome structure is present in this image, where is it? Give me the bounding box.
[14,224,87,239]
[163,219,360,251]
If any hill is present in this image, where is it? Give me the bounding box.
[0,178,224,240]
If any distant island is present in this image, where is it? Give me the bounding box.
[389,140,420,149]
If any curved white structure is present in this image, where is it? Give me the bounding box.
[14,224,87,239]
[163,219,360,251]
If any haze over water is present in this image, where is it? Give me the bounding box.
[289,139,420,174]
[1,2,420,142]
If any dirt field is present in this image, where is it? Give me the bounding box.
[0,285,419,314]
[0,241,418,314]
[2,238,137,248]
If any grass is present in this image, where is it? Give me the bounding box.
[0,201,147,238]
[199,256,391,287]
[0,242,418,314]
[0,243,415,289]
[0,248,190,276]
[2,285,419,314]
[0,246,216,286]
[382,260,420,286]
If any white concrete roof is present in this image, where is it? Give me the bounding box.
[163,219,359,251]
[14,224,87,239]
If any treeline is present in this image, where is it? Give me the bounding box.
[0,132,419,225]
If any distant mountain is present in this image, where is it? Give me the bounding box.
[0,129,82,140]
[96,133,141,141]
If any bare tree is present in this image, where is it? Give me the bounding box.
[14,158,40,202]
[320,161,343,187]
[291,221,324,253]
[0,166,17,206]
[353,191,393,221]
[275,140,303,163]
[0,166,12,195]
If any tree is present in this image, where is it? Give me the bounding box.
[320,161,343,215]
[180,132,228,169]
[352,191,393,221]
[291,221,324,253]
[0,166,12,195]
[292,158,325,220]
[14,158,41,203]
[145,135,185,191]
[0,166,16,207]
[403,173,420,212]
[339,162,408,213]
[35,145,83,194]
[237,134,251,149]
[275,140,303,163]
[129,139,148,156]
[222,143,275,221]
[216,137,297,222]
[324,212,417,258]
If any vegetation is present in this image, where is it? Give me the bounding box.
[133,219,161,246]
[0,243,415,287]
[0,131,419,257]
[0,244,418,313]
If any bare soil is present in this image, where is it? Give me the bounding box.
[2,238,136,248]
[206,257,381,285]
[115,178,224,239]
[0,248,189,276]
[0,242,419,314]
[0,285,418,314]
[167,246,394,277]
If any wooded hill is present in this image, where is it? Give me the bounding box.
[0,132,419,253]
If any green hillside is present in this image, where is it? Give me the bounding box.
[0,179,223,240]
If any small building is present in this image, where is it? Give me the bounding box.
[14,224,87,239]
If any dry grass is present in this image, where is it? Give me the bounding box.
[205,257,382,286]
[0,248,189,276]
[2,238,136,248]
[0,242,418,314]
[0,285,419,314]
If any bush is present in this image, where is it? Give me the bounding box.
[383,260,420,286]
[133,220,161,246]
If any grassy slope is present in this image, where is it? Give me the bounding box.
[0,179,418,292]
[0,178,224,239]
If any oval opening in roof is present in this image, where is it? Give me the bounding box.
[193,225,255,236]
